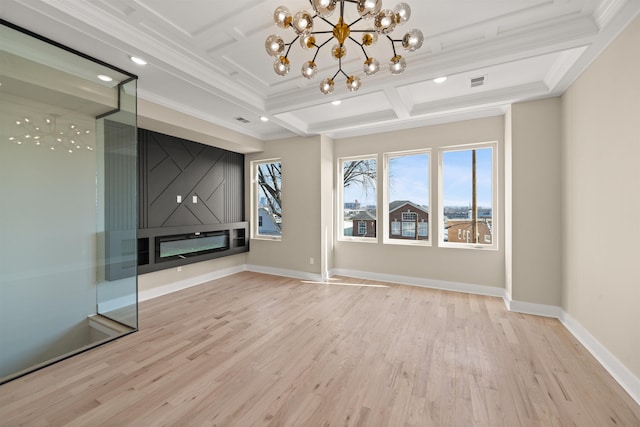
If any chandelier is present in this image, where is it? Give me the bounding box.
[8,115,94,153]
[265,0,424,95]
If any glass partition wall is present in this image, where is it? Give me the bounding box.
[0,21,138,383]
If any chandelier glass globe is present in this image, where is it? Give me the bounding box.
[273,6,291,28]
[402,29,424,52]
[265,34,285,57]
[274,56,290,76]
[357,0,382,20]
[389,55,407,74]
[302,61,318,79]
[394,3,411,25]
[312,0,338,17]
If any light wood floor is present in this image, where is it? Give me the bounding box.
[1,272,639,426]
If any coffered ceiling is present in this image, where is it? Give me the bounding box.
[2,0,639,141]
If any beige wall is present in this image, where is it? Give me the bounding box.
[561,16,640,378]
[504,106,513,299]
[508,98,563,305]
[245,136,324,275]
[320,134,335,277]
[333,116,506,288]
[138,254,246,295]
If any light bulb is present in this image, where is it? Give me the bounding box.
[374,9,397,34]
[300,35,316,50]
[402,29,424,52]
[389,55,407,75]
[292,10,313,35]
[346,76,362,92]
[394,3,411,25]
[274,6,292,28]
[357,0,381,20]
[265,34,285,57]
[320,78,335,95]
[301,61,318,79]
[312,0,337,17]
[363,58,380,75]
[274,56,290,76]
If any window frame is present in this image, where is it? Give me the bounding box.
[251,158,282,241]
[337,154,378,243]
[438,141,498,250]
[383,148,432,246]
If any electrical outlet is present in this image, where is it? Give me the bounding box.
[176,195,182,203]
[309,257,314,265]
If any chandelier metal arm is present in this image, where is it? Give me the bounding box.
[347,17,364,28]
[311,37,333,62]
[284,35,300,58]
[350,36,371,60]
[387,34,398,57]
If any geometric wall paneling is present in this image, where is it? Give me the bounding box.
[137,128,247,274]
[138,128,244,228]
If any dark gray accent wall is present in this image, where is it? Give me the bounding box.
[137,128,247,274]
[138,129,244,228]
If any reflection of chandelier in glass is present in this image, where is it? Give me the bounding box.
[8,115,94,153]
[265,0,424,95]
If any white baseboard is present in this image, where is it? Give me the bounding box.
[503,298,564,318]
[559,311,640,406]
[138,264,245,302]
[330,268,507,298]
[245,264,324,282]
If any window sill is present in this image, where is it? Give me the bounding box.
[439,242,497,251]
[337,237,378,243]
[252,235,282,242]
[383,239,432,247]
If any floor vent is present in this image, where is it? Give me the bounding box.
[470,75,486,88]
[235,117,250,124]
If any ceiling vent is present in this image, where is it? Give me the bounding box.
[470,75,486,88]
[234,117,250,124]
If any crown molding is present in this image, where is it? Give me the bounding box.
[34,0,266,108]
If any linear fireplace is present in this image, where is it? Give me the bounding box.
[138,222,248,274]
[157,231,229,262]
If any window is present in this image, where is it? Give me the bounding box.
[338,156,377,240]
[252,159,282,239]
[358,221,367,235]
[391,221,401,235]
[401,212,417,222]
[401,222,415,237]
[384,150,430,244]
[418,221,428,237]
[439,142,497,249]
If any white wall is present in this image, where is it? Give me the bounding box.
[561,15,640,379]
[333,116,506,288]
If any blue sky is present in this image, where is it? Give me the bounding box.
[343,148,492,208]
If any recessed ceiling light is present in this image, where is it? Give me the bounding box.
[97,74,113,82]
[130,56,147,65]
[331,100,342,106]
[433,76,447,84]
[260,116,269,122]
